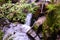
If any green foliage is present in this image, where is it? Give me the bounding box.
[0,0,4,2]
[0,30,4,40]
[0,1,38,23]
[43,4,60,39]
[51,0,54,3]
[46,4,56,13]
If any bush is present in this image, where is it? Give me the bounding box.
[0,0,38,23]
[42,4,60,39]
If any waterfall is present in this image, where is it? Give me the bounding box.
[3,13,32,40]
[41,4,43,14]
[25,13,32,26]
[3,23,31,40]
[3,23,15,40]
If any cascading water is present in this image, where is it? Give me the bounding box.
[25,13,32,26]
[3,13,32,40]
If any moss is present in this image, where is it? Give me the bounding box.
[0,30,4,40]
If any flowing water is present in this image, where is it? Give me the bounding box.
[3,13,32,40]
[25,13,32,26]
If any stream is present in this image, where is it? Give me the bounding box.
[2,13,32,40]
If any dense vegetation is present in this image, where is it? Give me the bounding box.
[0,0,38,23]
[0,0,60,40]
[0,0,38,40]
[42,4,60,39]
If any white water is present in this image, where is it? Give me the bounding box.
[3,13,32,40]
[25,13,32,26]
